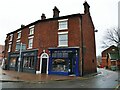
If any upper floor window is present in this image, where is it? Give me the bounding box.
[8,42,12,52]
[28,38,33,49]
[29,25,35,35]
[15,40,20,51]
[17,31,21,39]
[8,44,11,52]
[9,34,13,41]
[58,19,68,30]
[58,32,68,47]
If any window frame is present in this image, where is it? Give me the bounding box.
[17,31,21,39]
[58,31,68,47]
[58,19,68,30]
[23,57,34,69]
[28,37,33,49]
[9,34,13,41]
[29,25,35,35]
[8,44,11,52]
[15,40,20,51]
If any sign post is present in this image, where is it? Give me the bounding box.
[18,43,22,72]
[17,43,26,72]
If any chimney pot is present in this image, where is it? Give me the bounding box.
[21,24,25,28]
[41,13,46,20]
[53,6,60,18]
[83,1,90,14]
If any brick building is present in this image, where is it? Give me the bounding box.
[101,45,120,69]
[4,1,97,76]
[0,45,4,65]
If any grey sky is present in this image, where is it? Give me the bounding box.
[0,0,119,55]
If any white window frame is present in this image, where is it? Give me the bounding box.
[17,31,21,39]
[8,44,11,52]
[9,34,13,41]
[58,19,68,30]
[58,31,68,47]
[29,25,35,35]
[28,37,33,49]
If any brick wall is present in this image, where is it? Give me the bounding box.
[82,13,97,75]
[4,13,96,75]
[101,45,118,67]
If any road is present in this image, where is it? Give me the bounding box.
[1,68,120,89]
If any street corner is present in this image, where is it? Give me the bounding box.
[76,77,88,80]
[0,72,24,83]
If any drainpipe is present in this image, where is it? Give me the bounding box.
[80,16,84,76]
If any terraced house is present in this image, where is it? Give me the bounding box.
[4,1,97,76]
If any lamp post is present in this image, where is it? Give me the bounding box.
[18,43,22,72]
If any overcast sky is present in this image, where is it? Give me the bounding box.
[0,0,119,55]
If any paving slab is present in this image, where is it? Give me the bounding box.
[1,69,83,83]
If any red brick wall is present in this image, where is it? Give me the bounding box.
[33,16,81,70]
[82,13,97,75]
[101,45,118,67]
[4,14,96,75]
[0,45,4,59]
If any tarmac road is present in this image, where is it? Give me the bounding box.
[1,68,120,89]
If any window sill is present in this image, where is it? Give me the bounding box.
[58,45,68,47]
[27,47,32,49]
[17,37,21,40]
[58,28,68,30]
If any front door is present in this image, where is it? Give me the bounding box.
[69,52,76,75]
[41,58,47,74]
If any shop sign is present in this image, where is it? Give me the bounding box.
[23,52,35,56]
[10,54,19,57]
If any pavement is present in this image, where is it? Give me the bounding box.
[0,68,86,83]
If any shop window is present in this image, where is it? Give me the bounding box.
[51,51,69,72]
[58,19,68,30]
[10,58,16,68]
[58,33,68,47]
[52,58,68,72]
[23,57,34,69]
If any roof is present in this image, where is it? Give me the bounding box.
[7,13,82,35]
[102,45,118,54]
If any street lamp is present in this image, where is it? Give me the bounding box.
[94,29,98,32]
[18,43,26,72]
[18,43,22,72]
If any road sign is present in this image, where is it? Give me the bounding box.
[16,43,26,51]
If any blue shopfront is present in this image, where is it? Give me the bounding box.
[48,47,80,76]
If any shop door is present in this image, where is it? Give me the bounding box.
[15,57,19,71]
[69,52,76,75]
[41,58,47,74]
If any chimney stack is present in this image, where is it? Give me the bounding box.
[53,6,60,18]
[83,1,90,14]
[21,24,25,28]
[41,13,46,20]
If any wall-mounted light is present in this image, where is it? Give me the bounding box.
[94,29,98,32]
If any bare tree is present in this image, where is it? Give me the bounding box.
[102,28,120,48]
